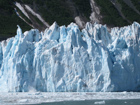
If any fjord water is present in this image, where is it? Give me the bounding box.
[34,99,140,105]
[1,92,140,104]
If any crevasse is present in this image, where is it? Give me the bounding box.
[0,22,140,92]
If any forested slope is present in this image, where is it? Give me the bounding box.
[0,0,140,40]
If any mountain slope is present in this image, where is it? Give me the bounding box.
[1,0,140,40]
[0,0,31,40]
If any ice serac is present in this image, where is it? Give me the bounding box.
[0,22,140,92]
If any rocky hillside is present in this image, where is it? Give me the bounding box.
[0,0,140,40]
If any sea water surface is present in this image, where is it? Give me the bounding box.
[34,99,140,105]
[1,92,140,104]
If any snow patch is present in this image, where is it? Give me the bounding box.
[90,0,101,23]
[25,5,49,27]
[75,16,85,28]
[15,2,30,19]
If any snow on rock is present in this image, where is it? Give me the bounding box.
[24,5,49,27]
[90,0,102,24]
[15,2,30,19]
[0,22,140,92]
[75,16,86,29]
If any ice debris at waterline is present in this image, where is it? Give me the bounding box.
[0,22,140,92]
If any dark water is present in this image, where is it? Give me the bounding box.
[32,99,140,105]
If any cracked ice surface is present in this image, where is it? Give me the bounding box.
[0,22,140,92]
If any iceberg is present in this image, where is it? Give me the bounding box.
[0,22,140,92]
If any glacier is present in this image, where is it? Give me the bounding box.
[0,22,140,92]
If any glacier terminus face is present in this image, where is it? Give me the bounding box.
[0,22,140,92]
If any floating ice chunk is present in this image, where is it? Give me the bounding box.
[94,101,105,104]
[18,99,29,103]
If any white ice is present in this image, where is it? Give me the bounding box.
[0,22,140,92]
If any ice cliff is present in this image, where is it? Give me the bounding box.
[0,22,140,92]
